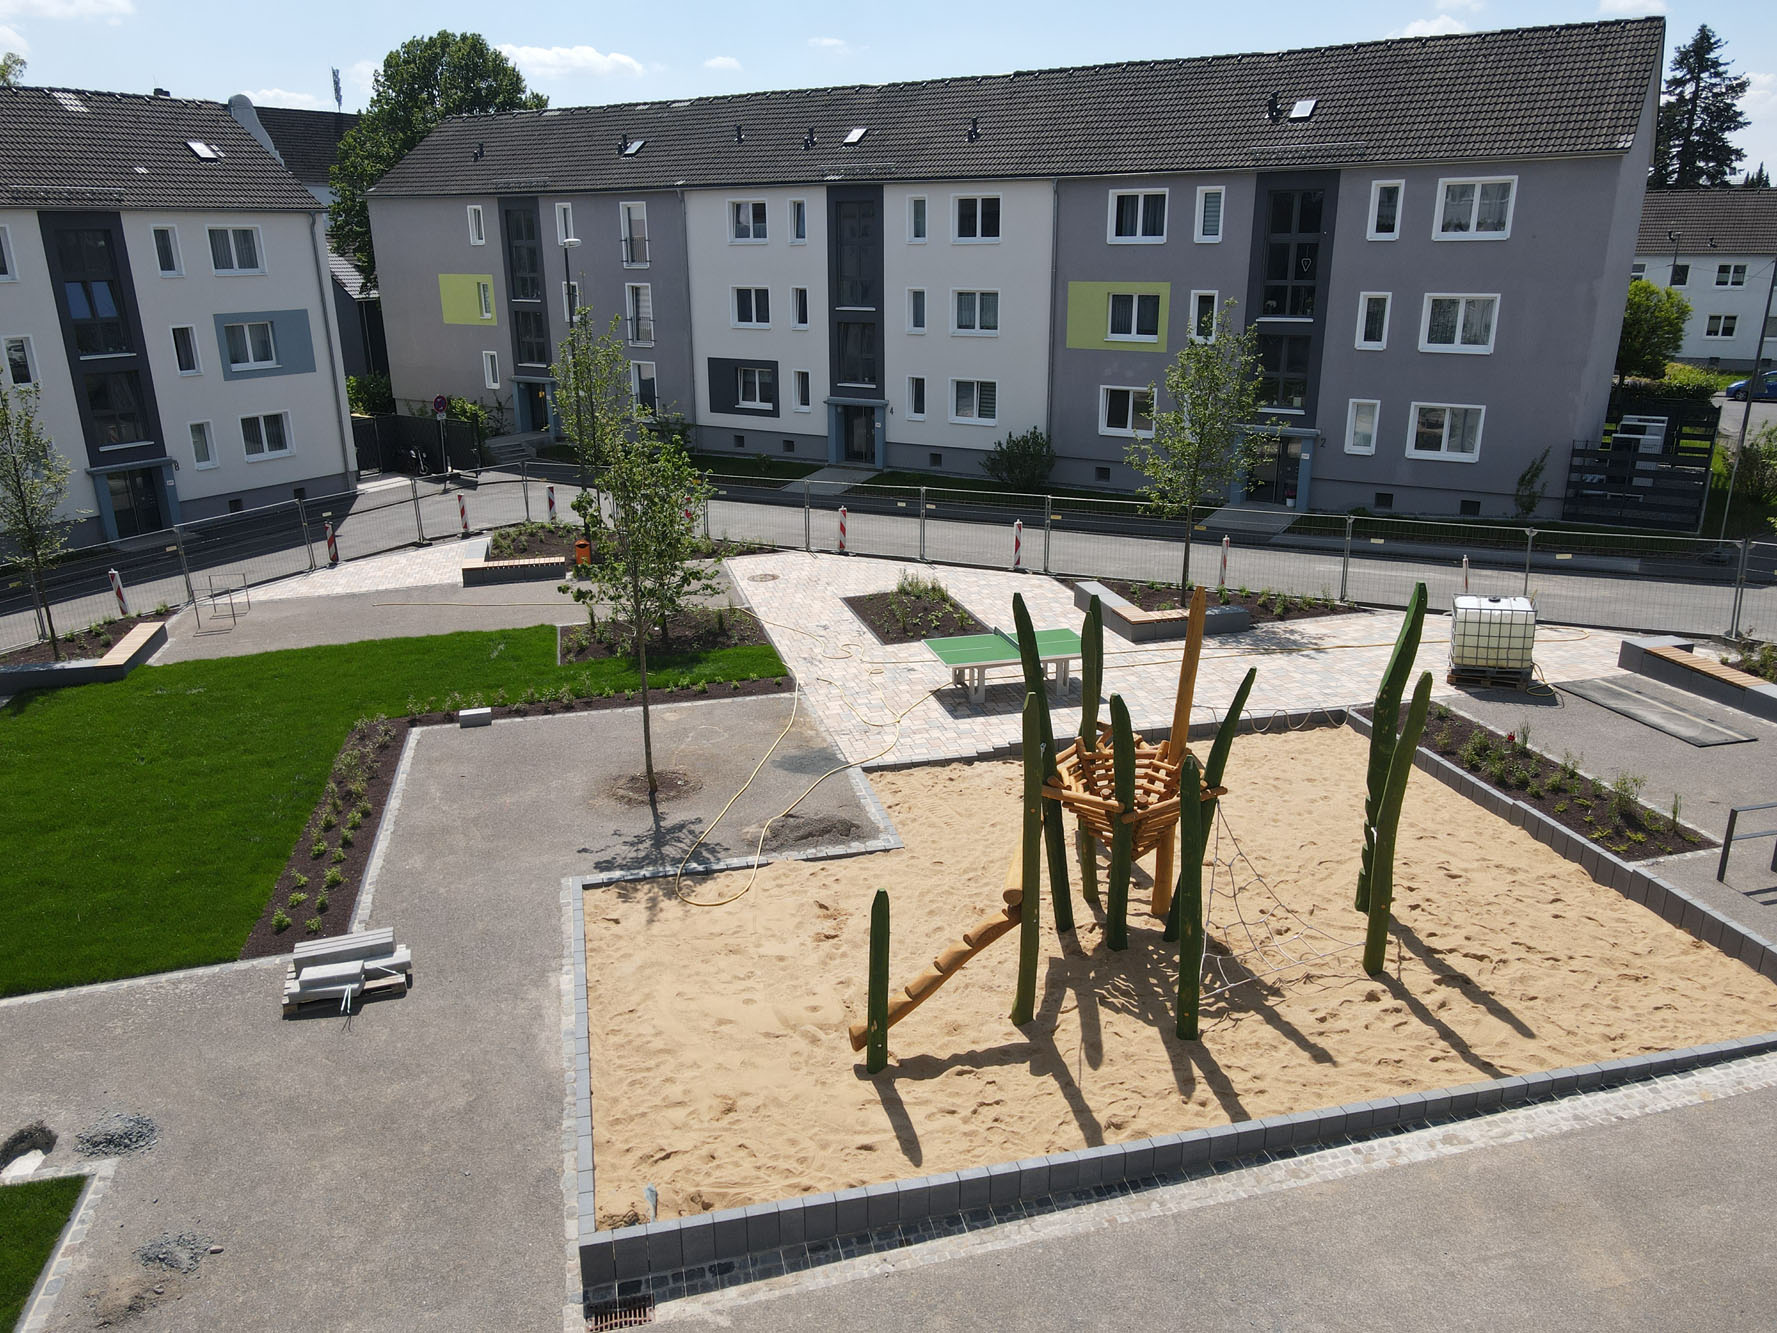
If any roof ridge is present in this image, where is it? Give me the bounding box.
[4,83,229,110]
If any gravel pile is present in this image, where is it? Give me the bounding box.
[134,1232,211,1274]
[74,1112,158,1158]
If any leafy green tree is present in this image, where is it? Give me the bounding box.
[1651,25,1749,189]
[0,50,25,86]
[979,427,1056,491]
[329,32,544,283]
[551,314,636,540]
[1126,299,1266,588]
[0,384,78,660]
[1615,279,1692,380]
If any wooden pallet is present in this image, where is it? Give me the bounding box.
[1446,663,1532,690]
[281,964,411,1013]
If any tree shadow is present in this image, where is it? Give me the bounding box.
[1391,919,1536,1039]
[1374,970,1506,1081]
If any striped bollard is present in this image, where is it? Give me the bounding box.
[107,568,130,617]
[1219,535,1230,589]
[547,485,556,523]
[458,493,468,536]
[1462,554,1470,594]
[1012,519,1023,571]
[838,505,848,554]
[325,521,339,565]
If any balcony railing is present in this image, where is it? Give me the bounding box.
[627,316,655,344]
[622,233,650,265]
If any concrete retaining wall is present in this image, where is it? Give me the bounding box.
[0,622,166,693]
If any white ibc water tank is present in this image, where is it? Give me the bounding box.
[1450,595,1536,670]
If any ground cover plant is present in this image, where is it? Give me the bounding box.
[1084,577,1356,625]
[1726,639,1776,683]
[0,1175,85,1329]
[485,519,578,561]
[843,571,986,644]
[558,604,768,662]
[0,626,786,996]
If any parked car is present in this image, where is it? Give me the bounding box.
[1727,371,1777,402]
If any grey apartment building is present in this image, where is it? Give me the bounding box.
[365,18,1662,518]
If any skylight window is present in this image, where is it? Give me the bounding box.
[622,138,645,156]
[844,127,868,145]
[1289,98,1318,120]
[186,140,222,160]
[51,90,88,113]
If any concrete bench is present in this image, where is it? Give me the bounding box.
[1619,635,1777,724]
[1073,580,1252,643]
[0,618,166,693]
[462,555,566,587]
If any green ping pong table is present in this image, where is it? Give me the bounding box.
[925,627,1082,705]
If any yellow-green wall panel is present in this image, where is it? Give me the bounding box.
[439,274,497,326]
[1065,281,1170,352]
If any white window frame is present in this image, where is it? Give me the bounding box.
[3,334,37,386]
[482,350,500,391]
[791,287,810,330]
[240,410,292,460]
[0,225,14,282]
[626,283,654,346]
[477,281,494,321]
[207,225,264,274]
[1189,290,1218,344]
[1406,401,1484,463]
[152,225,183,276]
[555,201,576,245]
[907,375,926,420]
[1194,186,1224,243]
[1107,189,1168,244]
[908,288,927,334]
[789,198,808,244]
[1433,176,1516,241]
[631,360,658,411]
[1705,315,1738,339]
[733,286,771,329]
[1105,291,1162,343]
[952,289,1000,336]
[170,324,202,376]
[1345,398,1380,455]
[1630,262,1647,281]
[1098,385,1155,438]
[562,280,581,323]
[908,196,928,243]
[619,200,648,267]
[950,378,998,425]
[1670,263,1690,287]
[730,199,768,243]
[1355,292,1391,351]
[1419,293,1499,355]
[793,369,812,412]
[223,320,278,371]
[189,419,218,470]
[1366,180,1403,241]
[952,194,1002,243]
[1716,264,1747,288]
[467,204,486,246]
[736,365,774,408]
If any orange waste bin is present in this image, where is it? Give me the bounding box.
[574,538,592,567]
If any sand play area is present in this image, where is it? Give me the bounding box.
[583,724,1777,1226]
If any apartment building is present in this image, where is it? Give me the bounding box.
[1635,190,1777,374]
[368,18,1662,516]
[0,86,354,544]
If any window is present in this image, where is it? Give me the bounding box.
[790,199,807,243]
[152,226,182,275]
[467,205,486,246]
[1374,491,1394,509]
[1345,399,1379,454]
[1435,177,1515,239]
[1095,466,1112,483]
[482,350,500,390]
[514,308,549,365]
[1356,293,1391,350]
[1107,292,1160,341]
[952,378,997,424]
[1194,187,1224,243]
[792,287,809,328]
[837,322,877,386]
[84,372,148,447]
[555,202,575,245]
[1459,499,1481,517]
[57,228,129,355]
[223,320,277,370]
[171,325,201,375]
[908,288,927,333]
[907,376,926,419]
[0,225,12,280]
[737,366,774,408]
[241,411,291,458]
[782,440,796,453]
[734,287,770,327]
[477,281,494,321]
[1717,264,1748,288]
[1705,315,1739,338]
[731,200,767,241]
[1367,181,1402,240]
[954,196,1001,241]
[620,201,648,266]
[793,369,811,411]
[928,452,943,468]
[1100,386,1154,437]
[1109,190,1167,242]
[1420,294,1497,354]
[189,420,216,469]
[562,280,581,323]
[1408,403,1484,460]
[1191,291,1218,342]
[1630,262,1647,281]
[1260,189,1322,317]
[207,226,262,272]
[954,290,999,334]
[909,196,927,242]
[505,206,543,300]
[626,283,653,344]
[1670,263,1690,287]
[4,335,36,386]
[632,360,658,411]
[1257,334,1310,410]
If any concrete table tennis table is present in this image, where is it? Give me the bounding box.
[926,627,1082,704]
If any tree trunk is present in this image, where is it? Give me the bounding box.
[31,568,62,661]
[632,562,656,794]
[1179,518,1193,593]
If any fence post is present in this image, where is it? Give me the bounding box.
[1219,535,1230,590]
[803,481,812,552]
[919,487,927,562]
[1523,528,1537,598]
[410,475,425,544]
[1012,518,1024,571]
[294,495,316,571]
[1340,516,1353,602]
[1729,538,1750,639]
[703,497,711,540]
[172,527,197,608]
[1043,496,1053,575]
[522,461,531,523]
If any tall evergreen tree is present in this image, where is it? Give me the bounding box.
[1743,164,1771,189]
[1650,25,1749,189]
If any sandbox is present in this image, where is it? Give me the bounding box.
[582,724,1777,1227]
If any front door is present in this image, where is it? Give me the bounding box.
[106,467,165,538]
[1244,436,1303,506]
[842,406,874,464]
[518,382,550,435]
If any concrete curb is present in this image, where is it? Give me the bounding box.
[15,1159,116,1333]
[0,621,166,693]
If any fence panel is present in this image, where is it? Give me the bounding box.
[920,488,1046,570]
[177,502,313,597]
[305,485,424,562]
[1740,542,1777,639]
[805,481,920,560]
[706,474,804,550]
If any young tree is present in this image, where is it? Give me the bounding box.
[551,313,636,540]
[329,32,544,283]
[1650,25,1749,189]
[0,384,77,660]
[1615,279,1691,380]
[1,50,25,86]
[1125,299,1266,589]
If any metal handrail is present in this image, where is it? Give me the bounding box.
[1718,800,1777,881]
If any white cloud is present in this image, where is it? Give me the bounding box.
[238,87,323,109]
[703,55,741,71]
[0,0,131,17]
[1596,0,1665,13]
[0,22,28,50]
[1387,15,1468,37]
[1435,0,1483,11]
[808,36,851,53]
[497,43,644,80]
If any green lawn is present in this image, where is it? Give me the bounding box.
[692,452,824,481]
[0,628,784,997]
[866,470,1128,503]
[0,1176,85,1329]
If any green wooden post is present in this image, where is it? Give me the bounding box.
[1013,594,1074,931]
[1176,755,1211,1040]
[1166,667,1255,942]
[1076,595,1104,906]
[866,888,890,1073]
[1358,583,1427,912]
[1011,692,1043,1025]
[1363,672,1433,975]
[1105,695,1136,951]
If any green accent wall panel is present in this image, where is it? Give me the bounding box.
[439,274,497,326]
[1065,281,1170,352]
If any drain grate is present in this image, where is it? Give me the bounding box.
[587,1296,654,1329]
[747,573,780,582]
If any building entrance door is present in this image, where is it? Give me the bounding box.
[841,405,874,464]
[518,382,550,434]
[1245,435,1304,506]
[105,467,165,538]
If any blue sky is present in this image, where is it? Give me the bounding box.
[2,0,1773,175]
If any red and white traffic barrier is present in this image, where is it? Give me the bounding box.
[547,485,556,522]
[458,493,468,536]
[325,521,339,565]
[1012,519,1023,570]
[1462,554,1470,594]
[1219,536,1230,589]
[838,505,848,554]
[107,568,129,617]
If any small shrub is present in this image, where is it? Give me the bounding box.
[346,810,364,832]
[309,838,327,860]
[272,909,292,932]
[330,848,346,865]
[305,916,323,934]
[315,892,329,912]
[324,867,343,888]
[339,829,354,848]
[1432,725,1456,752]
[1553,800,1568,814]
[321,812,338,832]
[979,426,1056,491]
[1459,730,1492,770]
[292,873,309,891]
[1610,771,1647,821]
[287,891,308,908]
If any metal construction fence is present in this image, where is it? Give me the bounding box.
[5,464,1776,657]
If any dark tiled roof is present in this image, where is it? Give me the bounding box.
[374,18,1663,198]
[0,86,321,212]
[1638,190,1777,255]
[253,105,360,184]
[328,250,375,300]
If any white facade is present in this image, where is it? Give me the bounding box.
[1633,251,1777,370]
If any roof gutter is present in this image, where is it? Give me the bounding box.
[308,210,356,485]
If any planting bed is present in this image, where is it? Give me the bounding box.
[844,574,987,645]
[0,612,164,667]
[1080,577,1358,626]
[583,724,1777,1226]
[557,606,770,663]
